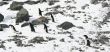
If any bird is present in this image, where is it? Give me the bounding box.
[9,25,17,32]
[0,13,4,22]
[43,23,48,33]
[51,14,55,22]
[83,35,91,47]
[29,23,35,32]
[38,8,43,16]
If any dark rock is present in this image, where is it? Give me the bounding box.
[0,13,4,22]
[21,22,29,27]
[58,21,75,30]
[31,16,49,25]
[9,1,24,10]
[24,0,47,5]
[81,4,89,9]
[0,24,9,28]
[48,0,59,5]
[16,8,30,24]
[45,11,64,16]
[0,2,8,6]
[15,39,23,47]
[76,26,84,29]
[29,37,47,43]
[46,37,56,41]
[2,0,11,1]
[0,26,3,31]
[60,38,65,42]
[90,0,99,4]
[102,2,109,7]
[24,1,39,5]
[31,19,41,25]
[0,24,9,31]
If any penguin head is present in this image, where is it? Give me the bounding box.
[83,35,88,39]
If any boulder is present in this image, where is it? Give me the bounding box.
[29,37,47,43]
[16,8,30,24]
[21,22,29,27]
[0,24,9,28]
[0,24,9,31]
[58,21,75,30]
[0,2,8,6]
[90,0,99,5]
[31,16,49,25]
[9,1,24,10]
[102,2,109,7]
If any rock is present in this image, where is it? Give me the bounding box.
[102,2,109,7]
[0,2,8,6]
[90,0,99,5]
[31,16,49,25]
[16,8,30,24]
[0,13,4,22]
[2,0,11,1]
[58,21,75,30]
[24,1,39,5]
[60,38,65,42]
[0,26,3,31]
[46,37,56,41]
[24,0,47,5]
[9,1,24,10]
[0,24,9,31]
[0,24,9,28]
[21,22,29,27]
[81,4,89,9]
[31,19,42,25]
[29,37,47,43]
[47,0,59,5]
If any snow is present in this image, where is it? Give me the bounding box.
[0,0,110,52]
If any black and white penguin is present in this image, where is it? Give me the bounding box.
[84,35,91,47]
[9,25,17,32]
[0,13,4,22]
[43,23,48,33]
[29,23,35,32]
[51,14,55,22]
[38,8,43,16]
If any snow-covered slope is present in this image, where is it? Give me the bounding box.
[0,0,110,52]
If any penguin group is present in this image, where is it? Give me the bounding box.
[29,8,55,33]
[0,8,55,34]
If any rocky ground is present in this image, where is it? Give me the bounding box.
[0,0,110,52]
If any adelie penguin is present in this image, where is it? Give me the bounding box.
[9,25,22,34]
[9,25,17,32]
[0,13,4,22]
[29,23,35,32]
[51,14,55,22]
[43,23,48,33]
[84,35,91,47]
[39,8,43,16]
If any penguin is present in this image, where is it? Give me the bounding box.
[0,25,3,31]
[43,23,48,33]
[0,13,4,22]
[29,23,35,32]
[38,8,43,16]
[83,35,91,47]
[9,25,17,32]
[51,14,55,22]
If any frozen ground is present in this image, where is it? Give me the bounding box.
[0,0,110,52]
